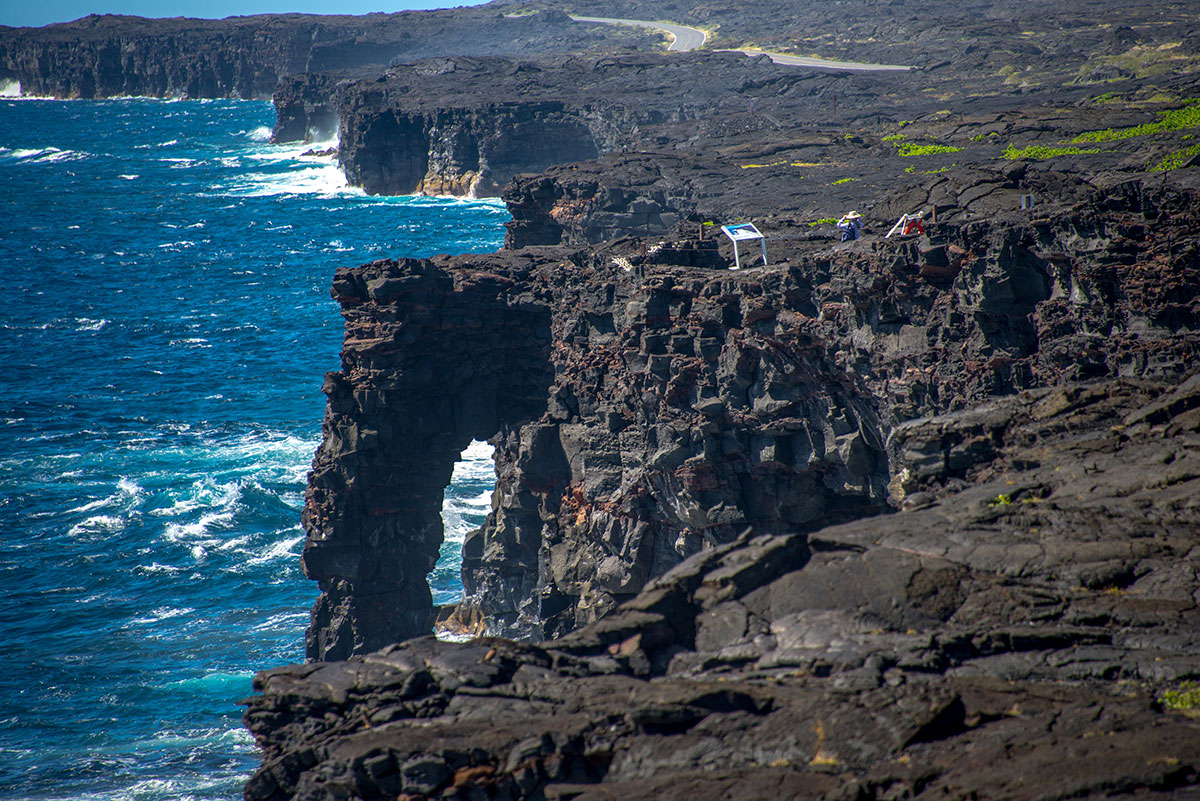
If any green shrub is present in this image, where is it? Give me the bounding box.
[1160,682,1200,715]
[898,143,962,157]
[832,177,857,185]
[1073,103,1200,143]
[1150,143,1200,171]
[882,133,906,143]
[1002,144,1100,160]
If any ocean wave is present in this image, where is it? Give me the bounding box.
[462,489,494,508]
[69,771,249,801]
[242,135,339,163]
[246,125,272,142]
[0,146,92,164]
[128,606,194,626]
[246,531,304,565]
[168,671,253,695]
[251,610,309,633]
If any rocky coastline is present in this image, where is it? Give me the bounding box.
[267,0,1200,796]
[8,0,1200,797]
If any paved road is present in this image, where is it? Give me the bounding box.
[732,48,911,72]
[569,15,912,71]
[569,16,708,52]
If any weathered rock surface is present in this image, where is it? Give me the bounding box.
[318,51,902,196]
[247,374,1200,801]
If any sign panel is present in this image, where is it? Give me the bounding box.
[721,223,764,242]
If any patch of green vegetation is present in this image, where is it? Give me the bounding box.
[1002,144,1100,160]
[1092,91,1121,105]
[832,177,857,185]
[898,120,911,127]
[898,143,963,157]
[1160,682,1200,715]
[903,165,916,173]
[924,166,951,174]
[1072,103,1200,143]
[989,494,1013,507]
[1088,43,1197,81]
[881,133,907,143]
[807,217,838,227]
[969,133,987,142]
[998,63,1027,86]
[1150,143,1200,172]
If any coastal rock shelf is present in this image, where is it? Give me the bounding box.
[248,374,1200,801]
[279,52,891,196]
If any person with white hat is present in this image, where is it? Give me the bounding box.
[837,211,863,242]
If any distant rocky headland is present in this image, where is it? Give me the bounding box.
[8,1,1200,798]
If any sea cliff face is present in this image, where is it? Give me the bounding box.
[0,8,630,99]
[301,169,1200,662]
[302,248,895,659]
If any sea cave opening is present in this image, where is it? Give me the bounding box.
[432,439,496,638]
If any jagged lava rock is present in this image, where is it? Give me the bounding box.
[302,248,892,659]
[246,375,1200,801]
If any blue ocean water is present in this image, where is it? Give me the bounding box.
[0,99,503,800]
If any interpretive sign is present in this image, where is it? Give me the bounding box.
[720,223,768,269]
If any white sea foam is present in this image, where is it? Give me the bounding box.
[252,610,310,633]
[68,514,127,537]
[463,489,493,508]
[75,317,108,331]
[164,508,235,544]
[129,606,194,625]
[118,174,139,180]
[74,770,247,801]
[247,532,305,565]
[247,125,272,141]
[0,79,20,97]
[228,163,359,197]
[136,562,185,575]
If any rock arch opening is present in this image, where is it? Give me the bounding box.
[301,257,553,661]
